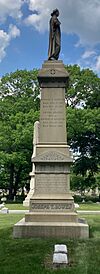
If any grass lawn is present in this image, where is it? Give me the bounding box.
[3,203,29,210]
[79,203,100,211]
[0,214,100,274]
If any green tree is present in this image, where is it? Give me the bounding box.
[67,107,100,191]
[65,65,100,191]
[65,64,100,108]
[0,70,40,199]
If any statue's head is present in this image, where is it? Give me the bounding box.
[51,9,59,17]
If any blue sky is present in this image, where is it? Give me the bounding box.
[0,0,100,77]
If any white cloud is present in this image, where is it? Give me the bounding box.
[0,25,20,62]
[82,50,96,59]
[25,1,49,32]
[25,0,100,46]
[95,56,100,72]
[0,0,24,62]
[0,30,9,61]
[0,0,25,23]
[9,24,20,38]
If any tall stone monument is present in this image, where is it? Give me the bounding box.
[23,121,40,207]
[13,9,89,238]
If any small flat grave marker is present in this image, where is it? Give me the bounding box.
[54,244,67,254]
[53,244,68,268]
[53,253,68,264]
[1,207,9,214]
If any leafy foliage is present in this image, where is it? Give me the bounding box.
[0,70,40,199]
[66,64,100,108]
[66,65,100,191]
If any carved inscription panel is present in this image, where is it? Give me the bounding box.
[39,88,66,142]
[35,174,69,194]
[31,202,73,211]
[40,98,65,128]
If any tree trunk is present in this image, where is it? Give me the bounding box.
[9,164,14,200]
[14,167,22,197]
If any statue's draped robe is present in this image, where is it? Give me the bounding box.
[48,14,61,60]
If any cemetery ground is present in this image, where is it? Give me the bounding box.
[0,213,100,274]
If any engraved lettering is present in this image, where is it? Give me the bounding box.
[40,98,65,128]
[31,203,72,211]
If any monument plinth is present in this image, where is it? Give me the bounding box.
[13,60,89,238]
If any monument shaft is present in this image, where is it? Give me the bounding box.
[30,60,73,209]
[40,87,66,143]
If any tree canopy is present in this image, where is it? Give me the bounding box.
[0,69,40,199]
[66,64,100,109]
[66,65,100,192]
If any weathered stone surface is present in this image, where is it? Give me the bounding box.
[32,150,73,163]
[34,174,69,195]
[30,201,74,212]
[25,212,78,222]
[13,218,89,239]
[38,60,69,88]
[54,244,67,254]
[23,121,40,207]
[39,87,66,143]
[53,253,68,264]
[1,207,9,214]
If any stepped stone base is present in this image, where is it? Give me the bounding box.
[13,218,89,239]
[25,212,78,222]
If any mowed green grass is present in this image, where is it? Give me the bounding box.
[0,214,100,274]
[79,203,100,211]
[5,203,29,210]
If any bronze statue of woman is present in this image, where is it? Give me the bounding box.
[48,9,61,60]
